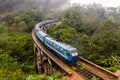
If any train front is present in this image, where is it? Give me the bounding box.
[70,49,79,61]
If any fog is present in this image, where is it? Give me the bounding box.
[70,0,120,7]
[0,0,70,14]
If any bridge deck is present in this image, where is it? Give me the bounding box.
[77,57,118,80]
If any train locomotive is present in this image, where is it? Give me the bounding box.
[34,19,79,62]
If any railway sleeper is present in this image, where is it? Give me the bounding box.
[76,66,104,80]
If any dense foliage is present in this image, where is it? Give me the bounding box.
[48,4,120,72]
[0,0,69,79]
[0,10,64,80]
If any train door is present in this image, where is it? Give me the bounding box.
[67,51,72,62]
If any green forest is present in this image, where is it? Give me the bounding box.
[49,4,120,72]
[0,0,120,80]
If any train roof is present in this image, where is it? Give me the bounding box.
[35,19,61,31]
[36,30,47,37]
[46,37,77,51]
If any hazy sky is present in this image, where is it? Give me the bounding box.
[70,0,120,7]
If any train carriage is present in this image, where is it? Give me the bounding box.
[44,36,79,62]
[36,30,47,42]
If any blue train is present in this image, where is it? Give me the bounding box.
[34,19,79,62]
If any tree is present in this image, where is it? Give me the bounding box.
[0,22,7,34]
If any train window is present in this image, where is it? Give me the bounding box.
[45,39,47,41]
[51,42,53,47]
[47,40,49,44]
[50,42,52,45]
[71,50,78,57]
[40,34,42,38]
[53,43,55,47]
[48,42,50,45]
[56,46,59,50]
[64,51,66,53]
[66,51,69,56]
[59,48,63,54]
[57,46,59,48]
[71,50,77,53]
[54,44,57,50]
[48,41,50,45]
[51,43,53,47]
[58,48,61,52]
[63,49,65,54]
[53,43,55,49]
[49,41,52,46]
[60,49,63,54]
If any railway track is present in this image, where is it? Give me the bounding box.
[32,19,119,80]
[76,57,118,80]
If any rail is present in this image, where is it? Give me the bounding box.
[77,57,118,80]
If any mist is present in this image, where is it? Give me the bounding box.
[0,0,70,14]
